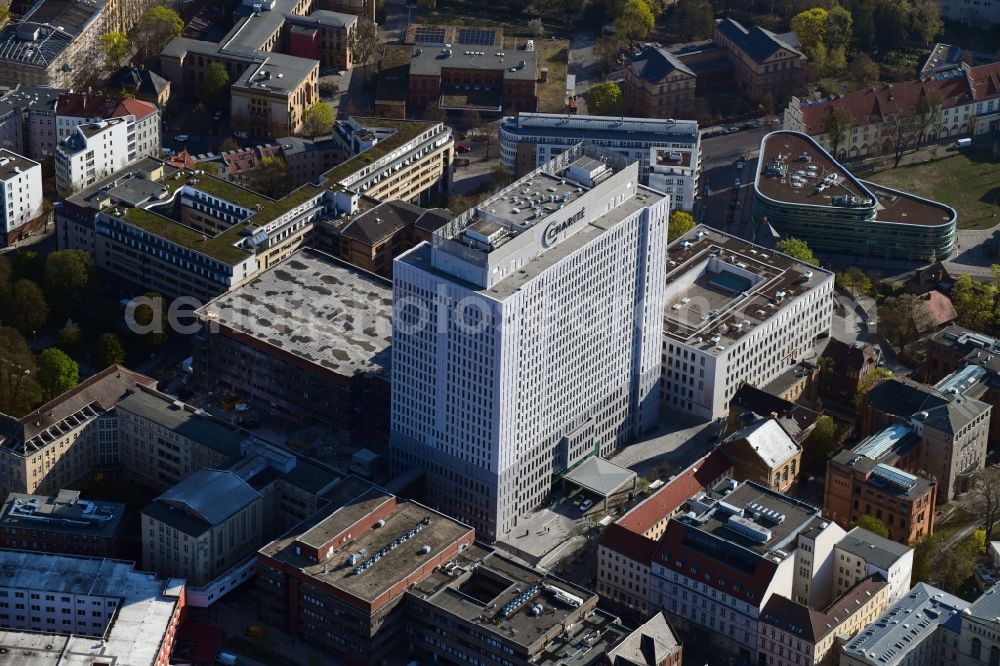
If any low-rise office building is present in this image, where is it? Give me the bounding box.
[758,576,890,666]
[0,365,156,497]
[662,225,833,421]
[833,527,913,604]
[194,248,393,439]
[0,489,124,557]
[142,468,263,587]
[753,131,957,262]
[0,550,185,666]
[0,149,43,246]
[499,113,701,210]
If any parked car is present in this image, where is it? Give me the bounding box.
[724,126,739,134]
[174,134,189,141]
[213,111,222,121]
[233,131,249,140]
[736,159,745,169]
[734,176,742,186]
[160,147,175,156]
[456,144,472,153]
[580,499,593,512]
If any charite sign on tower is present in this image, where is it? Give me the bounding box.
[541,207,587,247]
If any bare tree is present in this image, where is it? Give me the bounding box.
[970,467,1000,542]
[349,18,379,83]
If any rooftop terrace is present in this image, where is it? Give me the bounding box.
[756,131,872,209]
[663,225,829,354]
[197,248,393,378]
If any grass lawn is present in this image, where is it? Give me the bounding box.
[867,149,1000,230]
[532,38,569,113]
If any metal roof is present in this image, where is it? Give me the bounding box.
[855,423,914,459]
[155,469,260,527]
[564,457,636,497]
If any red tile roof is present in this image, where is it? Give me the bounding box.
[167,150,196,169]
[56,92,117,119]
[918,290,957,332]
[599,523,657,565]
[617,449,732,535]
[112,98,158,122]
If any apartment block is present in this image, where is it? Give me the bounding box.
[194,248,393,439]
[863,376,991,501]
[112,98,160,161]
[833,527,913,604]
[758,576,889,666]
[0,365,155,497]
[0,149,43,246]
[784,61,1000,156]
[649,479,846,661]
[142,469,262,587]
[56,119,451,301]
[54,116,132,194]
[0,489,124,557]
[499,113,701,211]
[662,225,833,421]
[0,551,185,666]
[391,146,668,540]
[753,131,957,262]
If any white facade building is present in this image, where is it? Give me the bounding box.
[661,226,833,421]
[391,146,668,540]
[0,150,42,242]
[834,527,914,605]
[54,117,132,194]
[112,98,161,161]
[938,0,1000,26]
[499,113,700,211]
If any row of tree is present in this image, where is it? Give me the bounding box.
[100,6,184,69]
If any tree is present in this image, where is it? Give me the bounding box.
[97,333,126,368]
[300,103,334,138]
[249,156,289,199]
[852,367,894,411]
[777,237,819,265]
[37,348,78,401]
[837,267,872,298]
[825,107,853,158]
[674,0,715,41]
[199,62,230,112]
[132,292,168,347]
[462,110,482,131]
[220,136,240,152]
[911,0,943,45]
[44,250,92,295]
[528,18,544,36]
[852,514,890,538]
[0,327,40,417]
[483,123,499,160]
[668,210,696,240]
[886,110,920,168]
[100,32,129,69]
[970,528,988,556]
[851,53,880,88]
[57,321,80,350]
[8,280,47,337]
[913,95,942,145]
[912,535,936,584]
[349,18,379,77]
[614,0,655,43]
[803,415,840,472]
[791,8,828,59]
[594,37,619,81]
[878,293,933,352]
[938,535,977,594]
[586,81,626,116]
[951,275,996,333]
[133,6,183,59]
[826,6,853,51]
[12,250,43,283]
[969,467,1000,542]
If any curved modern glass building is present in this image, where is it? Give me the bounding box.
[752,131,956,262]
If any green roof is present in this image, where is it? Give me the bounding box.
[113,118,438,265]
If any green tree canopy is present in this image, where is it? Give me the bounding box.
[951,275,996,334]
[57,321,81,350]
[301,103,334,138]
[37,348,79,401]
[852,514,890,538]
[791,8,828,58]
[673,0,714,41]
[836,267,872,298]
[668,210,696,240]
[776,237,819,266]
[0,326,41,417]
[9,280,47,336]
[349,17,379,73]
[44,249,93,295]
[852,367,894,411]
[98,333,126,368]
[199,62,230,111]
[133,6,183,58]
[826,6,853,51]
[586,81,626,116]
[825,107,853,157]
[614,0,655,43]
[249,156,289,198]
[100,32,129,70]
[851,53,880,88]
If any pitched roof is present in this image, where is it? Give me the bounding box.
[413,207,454,233]
[729,384,819,442]
[564,456,636,497]
[617,449,732,535]
[821,338,879,374]
[109,65,169,96]
[112,98,158,122]
[340,199,425,244]
[605,612,681,665]
[917,290,957,331]
[150,469,260,536]
[966,581,1000,623]
[838,527,912,570]
[167,149,196,169]
[716,18,804,63]
[55,92,117,119]
[760,575,888,643]
[599,523,657,565]
[724,417,799,467]
[866,377,948,420]
[628,47,694,83]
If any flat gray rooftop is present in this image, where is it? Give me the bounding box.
[0,491,124,539]
[0,552,182,666]
[198,248,393,378]
[0,150,36,181]
[409,45,537,80]
[261,498,473,605]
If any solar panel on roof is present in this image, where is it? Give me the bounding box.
[458,28,496,46]
[413,27,446,44]
[872,464,918,490]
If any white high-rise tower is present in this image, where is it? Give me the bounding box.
[391,146,668,540]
